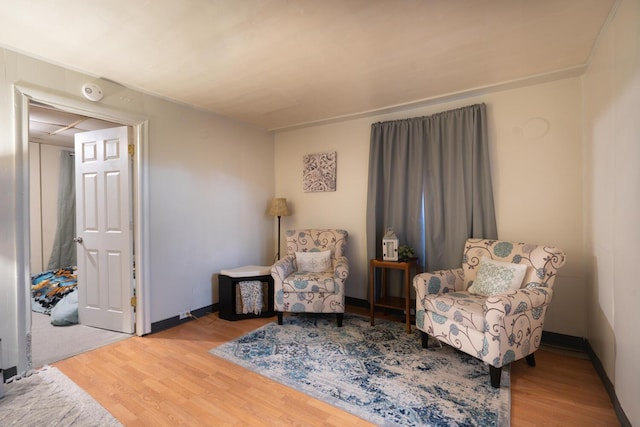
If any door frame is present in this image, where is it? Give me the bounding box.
[13,83,151,373]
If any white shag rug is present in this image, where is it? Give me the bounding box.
[0,366,121,427]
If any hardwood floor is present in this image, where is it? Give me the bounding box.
[54,308,619,426]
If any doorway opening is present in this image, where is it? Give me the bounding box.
[28,103,131,367]
[14,83,151,375]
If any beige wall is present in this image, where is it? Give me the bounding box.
[583,0,639,424]
[274,120,371,292]
[275,76,585,337]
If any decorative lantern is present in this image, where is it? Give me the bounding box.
[382,228,399,261]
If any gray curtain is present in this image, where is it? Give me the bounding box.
[47,150,77,270]
[366,103,497,272]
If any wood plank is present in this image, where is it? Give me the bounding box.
[54,307,619,426]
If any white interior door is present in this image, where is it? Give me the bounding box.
[75,126,134,333]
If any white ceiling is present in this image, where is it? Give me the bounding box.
[1,0,617,131]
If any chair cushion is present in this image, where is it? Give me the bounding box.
[424,291,487,331]
[468,257,527,296]
[295,250,332,273]
[283,271,336,293]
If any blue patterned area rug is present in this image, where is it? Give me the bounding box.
[210,313,510,426]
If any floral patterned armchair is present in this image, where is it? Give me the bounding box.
[271,229,349,326]
[413,238,566,387]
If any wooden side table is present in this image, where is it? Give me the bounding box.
[369,258,420,333]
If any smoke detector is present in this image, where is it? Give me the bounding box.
[81,83,104,102]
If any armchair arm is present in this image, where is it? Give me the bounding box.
[413,268,464,298]
[483,287,554,362]
[484,287,554,325]
[333,256,349,284]
[270,255,296,284]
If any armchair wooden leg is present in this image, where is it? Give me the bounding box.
[277,312,283,325]
[489,365,502,388]
[525,353,536,367]
[337,313,343,327]
[421,331,429,349]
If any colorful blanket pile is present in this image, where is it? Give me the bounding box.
[31,267,77,314]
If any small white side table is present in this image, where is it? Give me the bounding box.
[219,265,274,321]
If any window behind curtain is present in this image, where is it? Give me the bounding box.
[366,103,497,273]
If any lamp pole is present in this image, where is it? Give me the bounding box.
[276,215,282,260]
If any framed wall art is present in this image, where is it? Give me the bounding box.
[303,151,336,192]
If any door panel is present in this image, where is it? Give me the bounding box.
[75,126,134,333]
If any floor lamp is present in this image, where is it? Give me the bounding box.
[268,198,291,260]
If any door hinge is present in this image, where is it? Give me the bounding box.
[130,295,137,308]
[128,144,134,156]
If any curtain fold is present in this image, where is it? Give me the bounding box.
[47,150,77,270]
[366,103,497,273]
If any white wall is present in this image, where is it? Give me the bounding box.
[583,0,639,424]
[275,77,585,337]
[0,47,275,375]
[145,98,275,320]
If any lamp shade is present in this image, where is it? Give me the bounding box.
[268,198,291,217]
